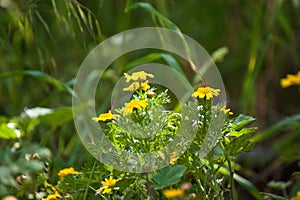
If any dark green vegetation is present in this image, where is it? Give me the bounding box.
[0,1,300,199]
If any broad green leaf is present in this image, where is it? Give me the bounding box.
[153,165,186,190]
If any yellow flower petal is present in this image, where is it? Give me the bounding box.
[120,99,148,116]
[280,71,300,88]
[163,188,184,198]
[92,110,119,122]
[123,82,140,91]
[102,176,118,187]
[192,87,220,100]
[57,167,79,181]
[124,71,154,82]
[141,80,150,91]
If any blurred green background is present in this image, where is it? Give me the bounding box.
[0,0,300,199]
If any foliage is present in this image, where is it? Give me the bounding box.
[1,0,300,199]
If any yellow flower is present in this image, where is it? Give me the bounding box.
[92,110,119,122]
[102,187,112,194]
[193,86,220,100]
[220,106,233,115]
[121,99,147,115]
[124,71,154,82]
[123,81,140,91]
[163,188,184,199]
[57,167,79,181]
[280,71,300,88]
[141,80,150,91]
[96,177,121,195]
[102,176,119,187]
[291,191,300,200]
[123,80,151,92]
[44,191,61,200]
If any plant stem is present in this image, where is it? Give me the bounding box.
[83,160,97,200]
[227,157,236,200]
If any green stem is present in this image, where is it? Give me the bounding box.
[83,160,97,200]
[227,157,236,200]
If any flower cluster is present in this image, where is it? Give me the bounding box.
[57,167,79,181]
[280,71,300,88]
[92,71,153,121]
[96,176,121,195]
[123,71,153,92]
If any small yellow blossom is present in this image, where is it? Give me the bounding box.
[291,191,300,200]
[102,176,119,187]
[57,167,79,181]
[220,106,233,115]
[280,71,300,88]
[123,80,151,92]
[141,80,150,91]
[96,186,113,195]
[124,71,154,82]
[163,188,184,199]
[96,177,121,195]
[92,110,119,122]
[123,82,140,91]
[102,187,112,194]
[121,99,148,115]
[193,86,220,100]
[44,191,61,200]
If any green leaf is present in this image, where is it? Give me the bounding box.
[233,173,265,200]
[212,46,229,63]
[25,107,73,126]
[0,123,19,139]
[267,180,292,190]
[153,165,186,190]
[227,127,257,137]
[232,114,256,130]
[260,192,288,200]
[293,172,300,176]
[38,107,73,126]
[124,53,185,77]
[128,2,180,31]
[0,70,74,96]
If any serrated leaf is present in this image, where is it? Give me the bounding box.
[153,165,186,190]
